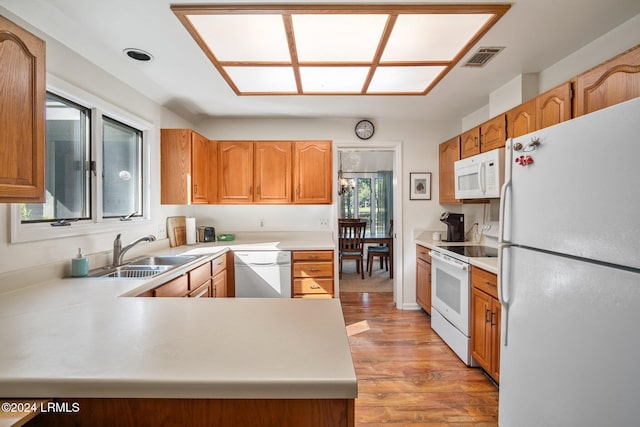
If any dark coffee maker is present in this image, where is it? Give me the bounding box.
[440,212,465,242]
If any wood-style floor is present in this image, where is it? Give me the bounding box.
[340,292,498,426]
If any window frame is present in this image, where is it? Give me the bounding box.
[10,74,153,243]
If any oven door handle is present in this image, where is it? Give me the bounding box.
[429,251,469,271]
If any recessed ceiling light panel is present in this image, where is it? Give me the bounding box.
[300,67,370,92]
[382,14,494,62]
[188,14,291,62]
[224,66,297,93]
[293,14,388,62]
[368,66,446,93]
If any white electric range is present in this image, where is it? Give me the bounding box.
[429,244,498,366]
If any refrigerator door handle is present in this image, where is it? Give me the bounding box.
[498,244,510,346]
[498,142,513,244]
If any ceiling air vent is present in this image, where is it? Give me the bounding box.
[463,47,505,67]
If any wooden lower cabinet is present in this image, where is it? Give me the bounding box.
[213,269,227,298]
[415,245,431,314]
[470,266,500,382]
[140,254,228,298]
[28,398,355,427]
[154,274,189,297]
[292,250,334,298]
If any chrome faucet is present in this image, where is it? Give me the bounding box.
[113,233,156,266]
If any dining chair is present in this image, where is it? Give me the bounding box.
[367,219,393,278]
[339,220,367,279]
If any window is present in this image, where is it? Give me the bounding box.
[102,117,143,218]
[339,172,392,236]
[22,93,91,222]
[12,75,151,242]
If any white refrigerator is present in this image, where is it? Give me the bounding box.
[498,97,640,426]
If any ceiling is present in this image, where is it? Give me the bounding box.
[2,0,640,124]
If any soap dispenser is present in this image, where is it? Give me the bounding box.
[71,248,89,277]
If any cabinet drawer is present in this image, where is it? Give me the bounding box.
[211,254,226,276]
[416,245,431,263]
[189,261,212,290]
[292,250,333,261]
[293,262,333,278]
[154,275,188,297]
[294,278,334,295]
[189,280,211,298]
[471,266,498,299]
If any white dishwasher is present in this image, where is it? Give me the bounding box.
[234,251,292,298]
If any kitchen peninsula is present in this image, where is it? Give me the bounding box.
[0,235,356,426]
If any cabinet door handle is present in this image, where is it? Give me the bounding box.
[310,284,321,290]
[194,184,198,194]
[485,280,496,288]
[490,310,496,326]
[257,185,261,196]
[308,268,319,272]
[485,308,492,323]
[249,185,253,195]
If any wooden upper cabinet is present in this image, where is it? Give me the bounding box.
[218,141,254,204]
[161,129,212,204]
[506,98,537,138]
[293,141,332,204]
[191,132,210,204]
[0,16,46,203]
[575,45,640,117]
[460,127,480,159]
[254,141,292,204]
[480,115,506,152]
[536,82,572,129]
[438,136,460,205]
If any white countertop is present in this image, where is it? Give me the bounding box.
[0,233,357,400]
[414,231,499,274]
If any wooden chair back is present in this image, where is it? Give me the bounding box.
[339,221,366,254]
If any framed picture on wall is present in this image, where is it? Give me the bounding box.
[409,172,431,200]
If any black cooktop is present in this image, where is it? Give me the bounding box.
[437,245,498,258]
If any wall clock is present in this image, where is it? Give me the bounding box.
[355,119,374,140]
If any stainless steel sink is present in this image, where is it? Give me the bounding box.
[127,255,199,266]
[98,265,173,278]
[85,254,203,279]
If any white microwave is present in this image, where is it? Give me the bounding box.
[454,148,505,199]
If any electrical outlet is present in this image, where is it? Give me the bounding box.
[157,223,166,237]
[259,219,265,228]
[320,219,329,228]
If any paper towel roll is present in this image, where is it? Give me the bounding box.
[185,217,197,245]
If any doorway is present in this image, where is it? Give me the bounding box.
[334,144,403,306]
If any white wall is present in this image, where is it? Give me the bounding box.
[0,7,192,284]
[539,13,640,92]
